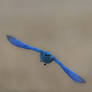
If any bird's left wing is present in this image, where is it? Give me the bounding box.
[54,57,85,83]
[7,35,43,53]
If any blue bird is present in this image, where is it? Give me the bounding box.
[6,35,85,83]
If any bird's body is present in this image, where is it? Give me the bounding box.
[6,35,85,83]
[40,51,54,64]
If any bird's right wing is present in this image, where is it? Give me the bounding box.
[7,35,43,53]
[54,57,85,83]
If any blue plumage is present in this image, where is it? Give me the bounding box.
[6,35,85,83]
[40,51,54,64]
[7,35,42,53]
[54,58,85,83]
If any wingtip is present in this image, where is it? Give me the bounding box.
[75,77,86,83]
[79,79,86,83]
[6,35,14,40]
[6,35,12,38]
[6,35,10,40]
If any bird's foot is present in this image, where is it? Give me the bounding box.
[44,64,46,66]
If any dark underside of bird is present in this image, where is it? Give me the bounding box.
[6,35,86,83]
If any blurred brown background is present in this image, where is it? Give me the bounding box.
[0,0,92,92]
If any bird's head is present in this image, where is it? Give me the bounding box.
[40,51,54,64]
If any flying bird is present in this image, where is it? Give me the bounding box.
[6,35,85,83]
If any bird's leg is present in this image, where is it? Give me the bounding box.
[44,64,46,66]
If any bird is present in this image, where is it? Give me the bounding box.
[6,35,85,83]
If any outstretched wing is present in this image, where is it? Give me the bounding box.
[7,35,43,53]
[54,57,85,83]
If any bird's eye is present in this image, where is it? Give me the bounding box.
[45,54,51,56]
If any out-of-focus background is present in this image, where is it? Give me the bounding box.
[0,0,92,92]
